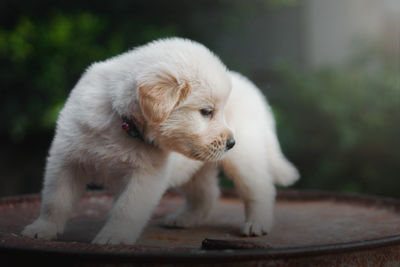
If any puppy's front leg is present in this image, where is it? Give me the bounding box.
[93,169,168,245]
[22,159,85,240]
[222,158,276,236]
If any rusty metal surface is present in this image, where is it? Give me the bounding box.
[1,189,400,265]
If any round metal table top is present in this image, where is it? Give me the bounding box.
[1,189,400,264]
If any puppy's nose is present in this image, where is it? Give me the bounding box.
[226,137,235,150]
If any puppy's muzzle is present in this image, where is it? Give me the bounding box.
[226,137,235,151]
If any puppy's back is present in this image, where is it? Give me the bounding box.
[225,71,299,186]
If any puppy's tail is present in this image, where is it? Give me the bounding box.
[270,155,300,187]
[267,134,300,187]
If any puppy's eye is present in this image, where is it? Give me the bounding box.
[200,109,213,118]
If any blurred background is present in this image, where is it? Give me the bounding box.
[0,0,399,198]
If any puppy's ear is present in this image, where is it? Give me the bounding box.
[137,71,190,124]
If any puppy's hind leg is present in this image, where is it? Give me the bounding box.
[22,156,86,240]
[164,163,220,228]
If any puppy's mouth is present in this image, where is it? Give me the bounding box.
[188,144,226,162]
[188,151,224,162]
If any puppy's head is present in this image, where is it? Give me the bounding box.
[136,39,234,161]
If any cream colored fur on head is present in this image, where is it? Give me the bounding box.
[21,38,299,244]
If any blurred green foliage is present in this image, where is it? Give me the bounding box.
[272,53,400,195]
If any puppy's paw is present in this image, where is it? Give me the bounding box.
[163,209,208,228]
[241,218,273,237]
[21,219,59,240]
[92,226,139,245]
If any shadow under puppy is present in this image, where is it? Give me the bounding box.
[22,38,299,244]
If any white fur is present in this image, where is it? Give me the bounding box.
[22,38,299,244]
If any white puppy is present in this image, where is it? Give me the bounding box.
[22,38,299,244]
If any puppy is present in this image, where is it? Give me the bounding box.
[22,38,299,244]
